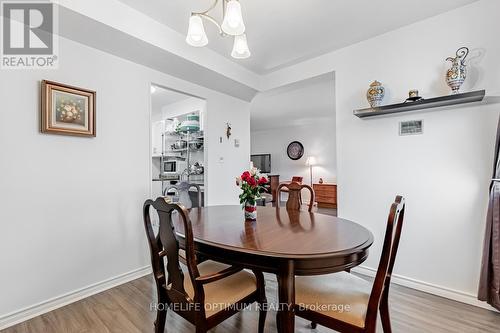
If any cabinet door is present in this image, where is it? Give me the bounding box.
[152,120,164,155]
[313,185,337,204]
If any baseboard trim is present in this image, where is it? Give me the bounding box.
[0,266,152,330]
[352,265,498,312]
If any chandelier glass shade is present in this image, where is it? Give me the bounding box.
[221,0,245,35]
[186,15,208,47]
[231,34,250,59]
[185,0,250,59]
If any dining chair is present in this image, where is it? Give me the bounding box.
[143,198,267,333]
[162,181,203,264]
[163,181,202,209]
[277,181,315,212]
[278,177,304,194]
[294,195,406,333]
[279,176,303,189]
[278,176,305,206]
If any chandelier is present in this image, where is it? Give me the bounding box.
[186,0,250,59]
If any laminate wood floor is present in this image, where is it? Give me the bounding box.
[3,273,499,333]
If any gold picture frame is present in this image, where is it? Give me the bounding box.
[41,80,96,137]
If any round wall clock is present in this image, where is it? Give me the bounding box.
[287,141,304,160]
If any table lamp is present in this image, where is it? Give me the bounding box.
[305,156,316,185]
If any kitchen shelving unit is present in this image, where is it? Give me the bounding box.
[160,130,204,182]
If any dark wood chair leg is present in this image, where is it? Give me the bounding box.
[379,287,392,333]
[310,322,317,329]
[254,270,268,333]
[154,307,167,333]
[154,288,168,333]
[195,315,207,333]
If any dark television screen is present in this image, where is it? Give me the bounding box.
[251,154,271,173]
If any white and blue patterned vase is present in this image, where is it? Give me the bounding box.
[446,47,469,94]
[366,80,385,108]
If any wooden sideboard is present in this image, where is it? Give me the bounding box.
[313,183,337,208]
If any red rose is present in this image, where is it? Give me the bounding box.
[247,176,257,187]
[258,177,268,185]
[241,171,251,181]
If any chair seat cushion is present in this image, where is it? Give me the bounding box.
[295,272,372,328]
[183,260,257,318]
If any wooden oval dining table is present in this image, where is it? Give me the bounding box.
[172,205,374,333]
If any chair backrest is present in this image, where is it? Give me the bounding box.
[143,198,201,305]
[365,195,406,325]
[163,181,202,208]
[277,181,315,212]
[291,176,303,184]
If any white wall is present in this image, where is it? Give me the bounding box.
[251,119,337,184]
[261,0,500,305]
[0,36,250,326]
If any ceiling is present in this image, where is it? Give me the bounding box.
[251,73,335,130]
[151,86,191,113]
[117,0,478,74]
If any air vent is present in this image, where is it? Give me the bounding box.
[399,120,423,136]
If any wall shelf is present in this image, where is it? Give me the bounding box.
[353,90,486,119]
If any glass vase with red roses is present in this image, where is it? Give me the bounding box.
[236,168,268,220]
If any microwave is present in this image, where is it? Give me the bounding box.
[163,159,186,174]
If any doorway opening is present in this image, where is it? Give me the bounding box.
[249,72,336,214]
[150,84,207,207]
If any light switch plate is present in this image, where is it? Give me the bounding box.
[234,139,240,147]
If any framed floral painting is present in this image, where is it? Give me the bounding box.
[41,80,96,137]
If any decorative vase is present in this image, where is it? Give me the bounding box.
[445,47,469,94]
[366,81,385,108]
[244,201,257,221]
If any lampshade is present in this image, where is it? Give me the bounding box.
[306,156,317,166]
[186,15,208,47]
[221,0,245,35]
[231,34,251,59]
